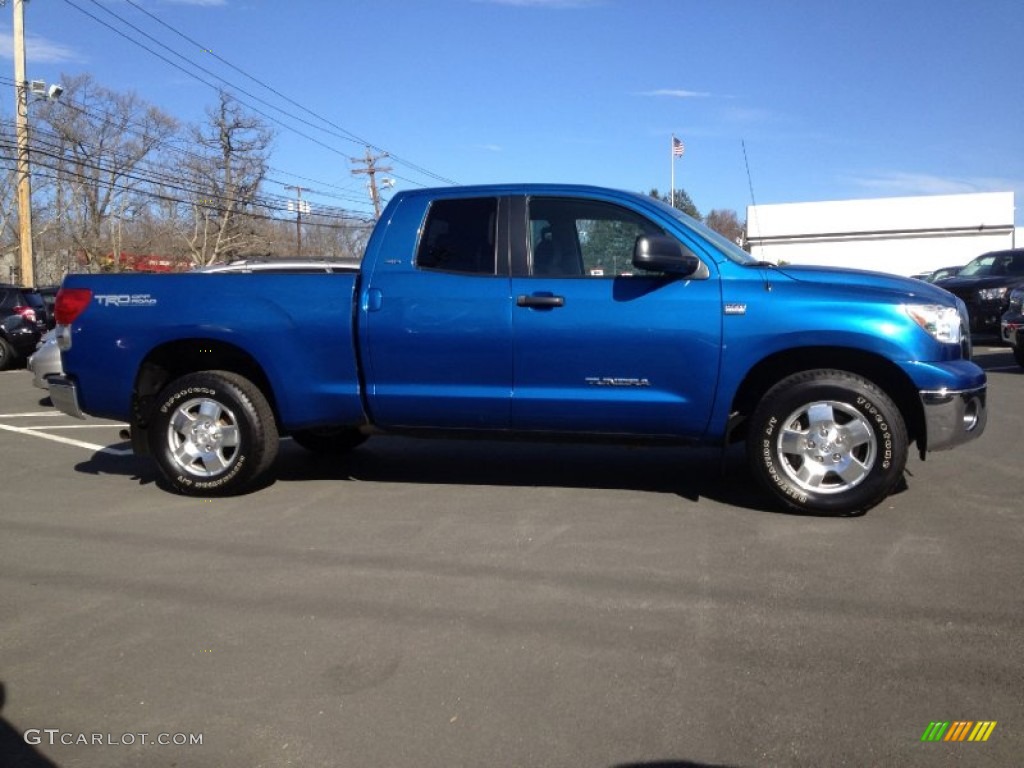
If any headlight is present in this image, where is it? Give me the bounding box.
[904,304,963,344]
[977,286,1009,301]
[1009,289,1024,313]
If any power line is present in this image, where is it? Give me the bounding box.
[0,78,376,210]
[0,157,374,233]
[62,0,457,187]
[57,0,370,172]
[120,0,458,186]
[0,134,375,225]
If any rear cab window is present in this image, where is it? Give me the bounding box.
[416,197,499,275]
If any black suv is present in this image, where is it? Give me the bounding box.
[938,249,1024,335]
[1001,286,1024,367]
[0,284,46,370]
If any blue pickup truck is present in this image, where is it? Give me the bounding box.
[50,184,986,515]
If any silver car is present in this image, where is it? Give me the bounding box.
[28,329,62,390]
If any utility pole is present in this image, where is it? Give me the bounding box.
[12,0,34,286]
[350,148,392,219]
[284,185,309,257]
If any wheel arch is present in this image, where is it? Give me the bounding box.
[130,339,278,451]
[728,347,924,454]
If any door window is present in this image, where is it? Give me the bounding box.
[528,198,665,278]
[416,197,498,275]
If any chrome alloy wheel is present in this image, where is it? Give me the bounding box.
[166,397,241,477]
[775,400,877,495]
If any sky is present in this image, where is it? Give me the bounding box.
[2,0,1023,224]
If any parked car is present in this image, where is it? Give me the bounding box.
[1000,286,1024,367]
[51,183,986,515]
[196,258,360,274]
[35,286,60,329]
[925,265,963,283]
[938,249,1024,334]
[0,284,45,370]
[28,329,62,389]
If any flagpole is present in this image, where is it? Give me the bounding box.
[670,135,675,208]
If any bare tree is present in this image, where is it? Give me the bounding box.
[180,91,274,265]
[705,209,746,246]
[32,74,178,272]
[300,213,372,261]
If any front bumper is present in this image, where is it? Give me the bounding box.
[920,385,986,452]
[48,375,86,420]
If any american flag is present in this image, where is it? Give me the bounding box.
[672,136,685,158]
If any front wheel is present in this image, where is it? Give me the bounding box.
[148,371,278,496]
[1013,342,1024,369]
[747,370,908,516]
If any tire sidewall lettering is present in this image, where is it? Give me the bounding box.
[158,386,217,415]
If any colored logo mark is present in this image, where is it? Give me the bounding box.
[921,721,997,742]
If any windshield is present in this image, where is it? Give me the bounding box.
[958,251,1024,277]
[647,197,757,265]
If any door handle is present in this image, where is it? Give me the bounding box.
[517,294,565,308]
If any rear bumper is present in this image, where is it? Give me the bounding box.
[920,385,986,452]
[49,375,86,420]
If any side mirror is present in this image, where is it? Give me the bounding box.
[632,235,701,276]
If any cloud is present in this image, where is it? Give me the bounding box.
[639,89,712,99]
[849,171,1020,197]
[0,30,83,64]
[476,144,503,152]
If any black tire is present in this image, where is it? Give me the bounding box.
[747,369,908,516]
[1013,343,1024,369]
[0,337,14,371]
[291,426,368,454]
[147,370,278,496]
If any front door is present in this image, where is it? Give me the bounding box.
[510,195,722,438]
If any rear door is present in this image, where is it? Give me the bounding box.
[509,195,723,438]
[360,195,515,430]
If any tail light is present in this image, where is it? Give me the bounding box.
[13,305,37,323]
[55,288,93,325]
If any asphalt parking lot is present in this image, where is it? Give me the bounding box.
[1,347,1021,768]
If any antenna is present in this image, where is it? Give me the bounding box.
[742,139,763,255]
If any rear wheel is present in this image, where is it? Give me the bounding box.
[148,371,278,496]
[747,370,908,516]
[1013,342,1024,369]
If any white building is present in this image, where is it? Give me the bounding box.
[746,192,1016,276]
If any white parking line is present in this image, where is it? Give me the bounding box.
[0,412,62,418]
[22,424,124,430]
[0,422,132,455]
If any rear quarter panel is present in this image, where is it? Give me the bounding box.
[60,273,364,429]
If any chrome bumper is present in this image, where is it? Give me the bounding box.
[48,375,86,420]
[920,385,986,452]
